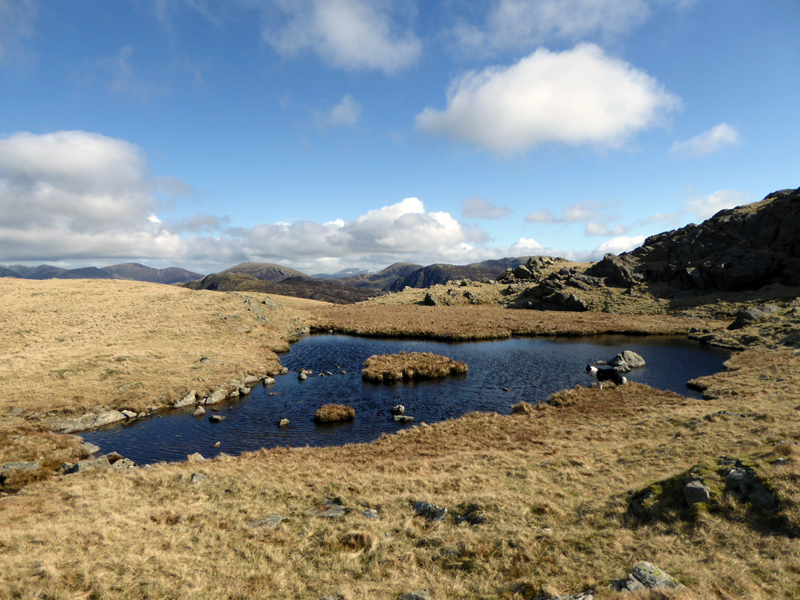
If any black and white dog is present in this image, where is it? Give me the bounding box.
[586,365,627,389]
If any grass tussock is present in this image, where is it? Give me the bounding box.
[313,404,356,423]
[361,351,468,383]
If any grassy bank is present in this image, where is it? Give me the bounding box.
[1,278,799,598]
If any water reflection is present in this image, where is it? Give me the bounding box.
[82,334,730,465]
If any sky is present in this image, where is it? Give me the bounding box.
[0,0,798,276]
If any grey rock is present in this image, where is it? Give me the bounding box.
[727,303,781,330]
[190,472,208,484]
[204,389,228,405]
[609,350,646,372]
[423,292,439,306]
[121,410,138,420]
[174,390,197,408]
[586,253,641,288]
[193,406,206,417]
[362,509,380,520]
[398,591,432,600]
[209,414,226,423]
[81,442,101,456]
[243,376,261,386]
[1,461,40,473]
[390,405,406,415]
[66,457,111,474]
[263,376,276,386]
[111,458,137,471]
[278,418,290,427]
[683,479,711,506]
[93,410,127,428]
[630,561,684,590]
[412,501,447,522]
[298,372,308,381]
[239,386,251,396]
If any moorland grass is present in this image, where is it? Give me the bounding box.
[0,278,799,598]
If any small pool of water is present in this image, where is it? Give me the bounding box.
[82,334,730,465]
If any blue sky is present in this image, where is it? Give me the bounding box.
[1,0,798,275]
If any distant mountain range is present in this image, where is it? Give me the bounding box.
[0,262,203,285]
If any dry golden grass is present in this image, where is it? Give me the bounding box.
[362,351,468,383]
[309,304,714,341]
[0,353,799,599]
[314,403,356,422]
[1,277,800,598]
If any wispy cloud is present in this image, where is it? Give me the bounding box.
[417,44,680,155]
[0,0,38,67]
[525,199,621,224]
[672,123,741,157]
[685,189,753,220]
[313,94,363,129]
[462,196,511,219]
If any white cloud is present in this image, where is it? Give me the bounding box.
[451,0,651,55]
[462,196,511,219]
[0,0,38,66]
[685,189,753,220]
[262,0,422,73]
[0,131,184,261]
[416,43,680,155]
[671,123,741,157]
[584,222,630,237]
[314,94,363,128]
[525,199,620,223]
[594,235,645,255]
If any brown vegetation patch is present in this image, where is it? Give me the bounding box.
[309,303,710,341]
[313,404,356,423]
[361,351,467,383]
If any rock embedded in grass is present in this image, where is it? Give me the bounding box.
[362,351,467,383]
[313,404,355,423]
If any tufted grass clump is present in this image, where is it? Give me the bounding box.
[313,403,356,423]
[361,351,468,383]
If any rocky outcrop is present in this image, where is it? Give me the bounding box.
[621,187,800,292]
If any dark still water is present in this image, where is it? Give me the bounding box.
[82,335,730,465]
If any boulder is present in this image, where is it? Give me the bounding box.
[93,410,127,428]
[608,350,646,372]
[209,414,226,423]
[174,390,197,408]
[193,406,206,418]
[423,292,439,306]
[204,389,228,405]
[307,498,349,518]
[587,253,641,288]
[683,479,711,506]
[727,303,781,330]
[65,457,111,474]
[390,405,406,415]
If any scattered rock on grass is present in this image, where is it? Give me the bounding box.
[247,516,287,530]
[307,498,350,518]
[611,561,684,593]
[190,472,208,484]
[412,501,447,522]
[398,591,432,600]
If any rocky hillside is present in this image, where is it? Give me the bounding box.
[594,187,800,294]
[385,258,529,292]
[218,262,308,281]
[183,272,381,304]
[0,262,203,284]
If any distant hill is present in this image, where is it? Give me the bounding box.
[219,262,308,282]
[313,267,373,279]
[336,262,424,290]
[384,258,530,291]
[183,273,381,304]
[0,262,203,284]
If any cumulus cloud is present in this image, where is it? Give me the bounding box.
[594,235,645,255]
[314,94,363,128]
[450,0,651,55]
[0,131,183,261]
[462,196,511,219]
[261,0,422,73]
[671,123,741,157]
[685,189,753,220]
[416,44,680,155]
